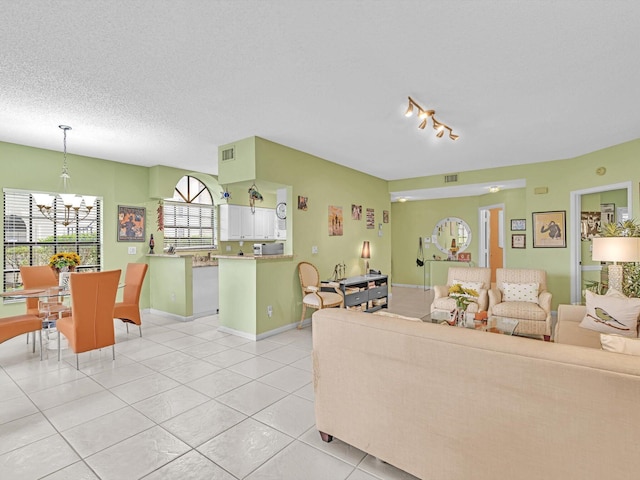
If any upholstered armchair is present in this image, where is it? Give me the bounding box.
[431,267,491,314]
[488,268,552,340]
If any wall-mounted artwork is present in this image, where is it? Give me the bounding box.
[118,205,146,242]
[512,234,526,249]
[366,208,375,229]
[351,204,362,220]
[581,211,601,240]
[533,210,566,248]
[297,196,308,210]
[510,219,526,231]
[328,205,343,236]
[383,210,389,223]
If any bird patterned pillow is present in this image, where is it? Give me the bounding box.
[580,289,640,337]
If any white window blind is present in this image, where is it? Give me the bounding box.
[163,176,217,250]
[3,189,102,290]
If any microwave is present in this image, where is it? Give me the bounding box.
[253,243,284,255]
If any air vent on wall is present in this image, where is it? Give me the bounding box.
[221,146,236,162]
[444,174,458,183]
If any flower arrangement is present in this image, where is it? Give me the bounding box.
[48,252,81,270]
[448,283,479,311]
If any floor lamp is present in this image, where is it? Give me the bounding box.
[591,237,640,292]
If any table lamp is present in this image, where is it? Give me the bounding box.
[591,237,640,292]
[361,241,370,275]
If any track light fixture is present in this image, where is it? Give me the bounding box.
[404,96,459,141]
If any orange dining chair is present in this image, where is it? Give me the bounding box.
[57,269,121,369]
[0,314,43,359]
[19,265,68,345]
[113,263,148,337]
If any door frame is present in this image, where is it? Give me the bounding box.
[569,181,632,304]
[478,203,505,270]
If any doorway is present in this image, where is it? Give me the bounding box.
[569,181,632,304]
[478,204,505,283]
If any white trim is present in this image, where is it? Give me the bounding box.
[218,320,308,341]
[391,283,428,289]
[569,181,632,303]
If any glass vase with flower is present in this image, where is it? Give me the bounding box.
[48,252,81,278]
[448,283,479,326]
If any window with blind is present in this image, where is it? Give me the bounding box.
[163,176,216,250]
[3,189,101,290]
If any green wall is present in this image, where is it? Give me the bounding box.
[0,141,220,317]
[389,139,640,308]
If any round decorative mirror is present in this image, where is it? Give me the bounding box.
[432,217,472,256]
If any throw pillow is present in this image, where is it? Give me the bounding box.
[501,282,539,303]
[451,280,484,292]
[579,290,640,337]
[600,334,640,356]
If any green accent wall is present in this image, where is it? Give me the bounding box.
[389,139,640,309]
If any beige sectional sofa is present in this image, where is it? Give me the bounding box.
[312,307,640,480]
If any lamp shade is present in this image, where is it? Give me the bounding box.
[592,237,640,263]
[361,241,370,259]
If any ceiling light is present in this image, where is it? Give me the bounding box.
[32,125,95,226]
[398,198,408,202]
[404,103,414,117]
[404,96,459,141]
[489,186,500,193]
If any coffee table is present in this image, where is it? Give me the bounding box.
[425,310,520,335]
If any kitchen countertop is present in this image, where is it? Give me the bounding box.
[213,254,294,260]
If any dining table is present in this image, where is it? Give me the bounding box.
[1,284,124,356]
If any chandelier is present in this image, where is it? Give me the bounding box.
[32,125,96,227]
[404,96,459,141]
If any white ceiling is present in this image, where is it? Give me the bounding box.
[1,1,639,187]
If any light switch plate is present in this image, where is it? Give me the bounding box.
[311,246,318,254]
[128,247,136,255]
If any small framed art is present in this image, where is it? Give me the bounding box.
[512,234,526,249]
[117,205,146,242]
[511,219,526,231]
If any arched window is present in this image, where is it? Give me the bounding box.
[163,176,217,250]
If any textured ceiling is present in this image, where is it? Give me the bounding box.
[1,1,639,184]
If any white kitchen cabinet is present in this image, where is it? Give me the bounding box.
[254,207,276,240]
[219,204,276,241]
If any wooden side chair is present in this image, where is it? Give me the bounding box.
[57,270,121,369]
[113,263,148,337]
[298,262,344,329]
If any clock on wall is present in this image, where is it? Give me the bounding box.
[276,202,287,220]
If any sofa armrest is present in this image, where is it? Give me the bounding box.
[433,285,449,299]
[476,288,489,311]
[538,290,552,314]
[555,304,601,349]
[488,288,502,314]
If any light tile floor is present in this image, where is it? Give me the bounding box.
[0,312,419,480]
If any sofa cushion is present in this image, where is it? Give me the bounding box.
[491,301,547,321]
[600,334,640,355]
[579,289,640,337]
[501,282,539,303]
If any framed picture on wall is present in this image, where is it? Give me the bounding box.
[117,205,146,242]
[512,234,526,249]
[532,210,566,248]
[510,219,526,231]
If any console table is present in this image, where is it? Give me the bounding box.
[339,274,388,313]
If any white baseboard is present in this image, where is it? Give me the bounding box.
[218,319,310,341]
[391,283,432,289]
